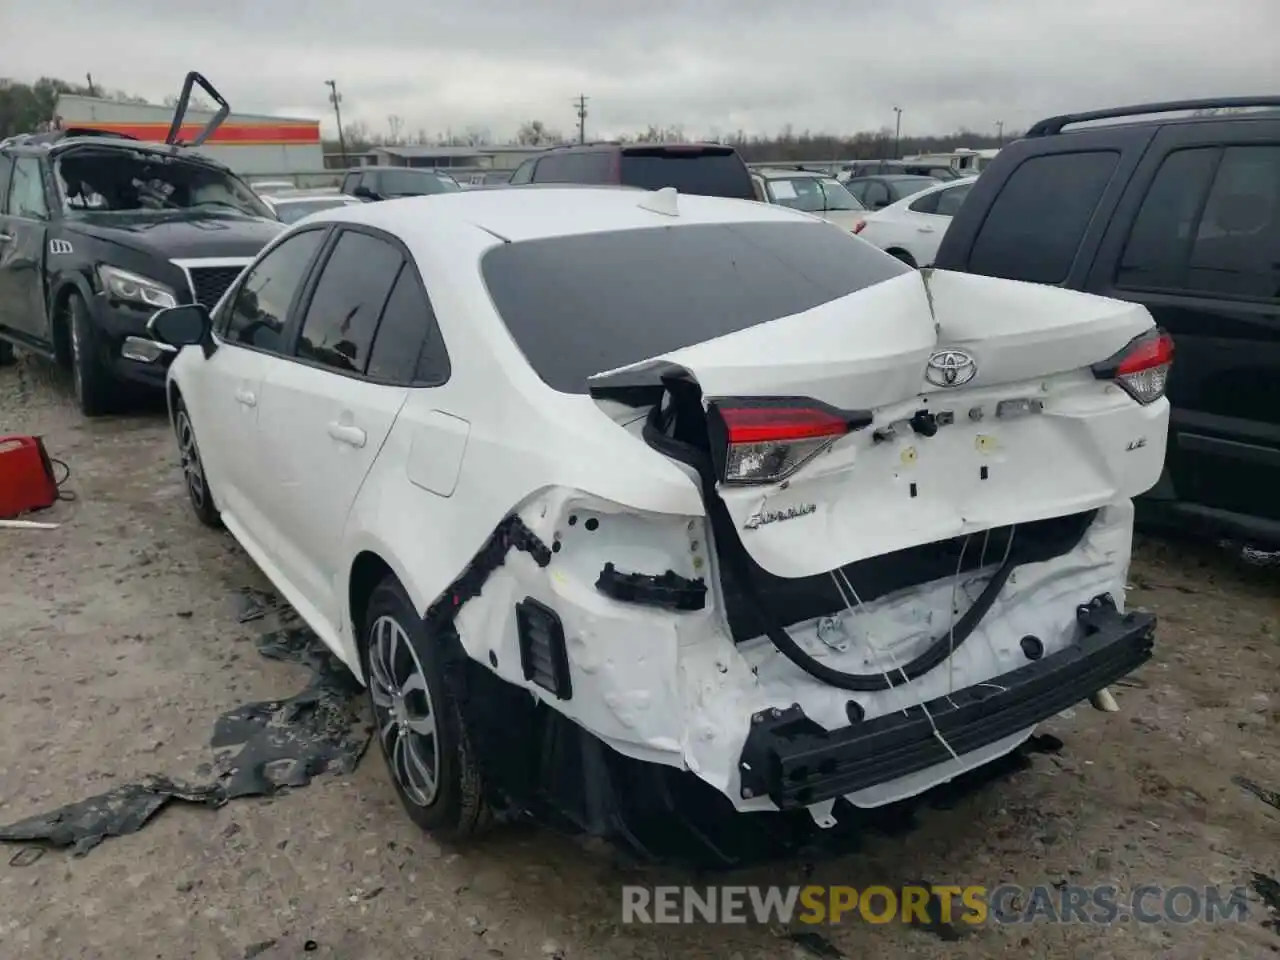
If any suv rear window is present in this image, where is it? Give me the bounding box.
[967,150,1119,284]
[619,147,755,200]
[481,221,910,393]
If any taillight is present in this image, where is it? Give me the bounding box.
[706,398,872,485]
[1091,328,1174,405]
[852,220,866,234]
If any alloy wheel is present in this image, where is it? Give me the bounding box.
[368,614,441,806]
[175,410,206,511]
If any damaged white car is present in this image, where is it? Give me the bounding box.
[150,185,1169,855]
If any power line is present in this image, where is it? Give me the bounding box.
[574,94,589,144]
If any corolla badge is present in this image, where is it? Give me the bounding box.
[743,503,817,530]
[925,349,978,388]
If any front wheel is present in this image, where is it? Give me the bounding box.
[173,398,221,528]
[363,576,492,840]
[888,249,919,268]
[0,340,15,367]
[66,293,112,416]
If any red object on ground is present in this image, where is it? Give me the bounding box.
[0,436,59,519]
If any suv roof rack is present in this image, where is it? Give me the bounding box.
[1027,96,1280,137]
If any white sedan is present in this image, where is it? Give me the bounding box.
[146,185,1169,846]
[852,176,978,267]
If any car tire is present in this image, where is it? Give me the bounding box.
[888,249,919,268]
[173,397,221,528]
[66,292,112,416]
[362,575,492,841]
[0,340,15,366]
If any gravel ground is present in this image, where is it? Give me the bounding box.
[1,354,1278,960]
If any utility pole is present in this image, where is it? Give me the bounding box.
[574,94,589,144]
[85,73,97,97]
[326,79,349,167]
[995,119,1004,147]
[892,106,903,159]
[387,114,403,144]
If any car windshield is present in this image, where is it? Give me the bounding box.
[55,148,272,218]
[381,170,460,195]
[890,177,943,201]
[819,179,864,210]
[274,197,353,223]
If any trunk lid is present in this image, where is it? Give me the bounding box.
[589,269,1167,579]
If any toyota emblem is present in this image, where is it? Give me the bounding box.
[925,349,978,387]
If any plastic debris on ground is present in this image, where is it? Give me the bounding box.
[0,609,371,857]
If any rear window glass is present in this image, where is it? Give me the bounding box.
[481,221,910,393]
[619,149,755,200]
[967,150,1119,284]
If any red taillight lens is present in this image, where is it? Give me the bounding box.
[852,220,866,234]
[708,399,870,485]
[1091,328,1174,405]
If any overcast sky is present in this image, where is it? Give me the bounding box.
[3,0,1277,141]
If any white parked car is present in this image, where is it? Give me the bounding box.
[147,186,1168,848]
[263,192,365,224]
[750,168,869,231]
[853,176,978,267]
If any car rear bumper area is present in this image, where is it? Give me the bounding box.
[738,593,1155,810]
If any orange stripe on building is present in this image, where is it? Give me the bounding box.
[76,121,321,145]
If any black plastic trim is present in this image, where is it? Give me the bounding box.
[595,563,706,611]
[738,593,1155,809]
[515,597,573,700]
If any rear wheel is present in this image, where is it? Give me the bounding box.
[0,340,15,367]
[362,576,491,840]
[66,293,112,416]
[888,249,919,268]
[173,398,221,528]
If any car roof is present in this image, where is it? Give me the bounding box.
[1026,96,1280,137]
[304,185,806,244]
[846,173,940,182]
[753,168,832,179]
[0,133,232,171]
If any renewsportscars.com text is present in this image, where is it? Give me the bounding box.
[621,884,1251,926]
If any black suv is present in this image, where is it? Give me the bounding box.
[505,142,757,200]
[934,97,1280,547]
[0,73,284,415]
[339,167,461,201]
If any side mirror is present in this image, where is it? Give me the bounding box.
[352,185,379,201]
[148,303,215,358]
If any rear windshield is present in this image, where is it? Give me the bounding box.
[381,170,459,195]
[619,148,755,200]
[481,221,910,393]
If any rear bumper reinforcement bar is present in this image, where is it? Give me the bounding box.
[738,593,1155,810]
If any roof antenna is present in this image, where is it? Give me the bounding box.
[637,186,679,217]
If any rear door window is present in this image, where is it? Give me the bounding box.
[481,221,911,393]
[618,148,755,199]
[1119,145,1280,301]
[365,263,451,385]
[294,229,403,375]
[967,150,1120,284]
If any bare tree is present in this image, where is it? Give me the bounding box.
[515,120,564,146]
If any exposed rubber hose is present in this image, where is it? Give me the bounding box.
[644,396,1018,693]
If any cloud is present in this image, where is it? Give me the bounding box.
[3,0,1276,141]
